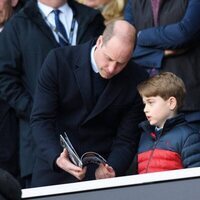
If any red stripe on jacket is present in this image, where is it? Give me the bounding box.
[138,149,183,174]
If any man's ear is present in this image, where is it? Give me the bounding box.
[168,96,177,110]
[96,35,103,48]
[11,0,19,8]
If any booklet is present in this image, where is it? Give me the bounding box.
[60,132,107,168]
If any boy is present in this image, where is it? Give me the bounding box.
[137,72,200,174]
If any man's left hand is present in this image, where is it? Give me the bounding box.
[95,163,116,179]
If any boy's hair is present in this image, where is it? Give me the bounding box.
[137,72,186,109]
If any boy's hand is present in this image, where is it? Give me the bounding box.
[95,163,116,179]
[56,149,87,180]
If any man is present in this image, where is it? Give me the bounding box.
[31,20,148,187]
[0,0,105,188]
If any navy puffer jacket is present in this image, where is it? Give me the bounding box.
[138,114,200,174]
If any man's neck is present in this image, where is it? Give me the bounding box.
[38,0,67,9]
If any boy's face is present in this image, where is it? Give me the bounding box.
[142,96,176,128]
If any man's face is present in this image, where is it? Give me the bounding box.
[94,36,133,79]
[0,0,13,27]
[38,0,67,8]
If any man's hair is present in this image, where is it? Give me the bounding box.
[102,21,116,43]
[101,20,136,45]
[137,72,186,109]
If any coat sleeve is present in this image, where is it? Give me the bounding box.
[182,132,200,168]
[137,0,200,49]
[30,49,61,170]
[0,21,32,120]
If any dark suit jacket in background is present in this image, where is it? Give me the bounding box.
[31,39,149,187]
[0,100,19,178]
[0,0,105,179]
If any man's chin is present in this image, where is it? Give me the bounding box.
[100,73,113,79]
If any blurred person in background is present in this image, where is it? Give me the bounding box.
[0,0,20,31]
[78,0,126,24]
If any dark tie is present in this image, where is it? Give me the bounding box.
[53,9,69,46]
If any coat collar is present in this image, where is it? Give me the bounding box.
[23,0,59,47]
[139,113,186,134]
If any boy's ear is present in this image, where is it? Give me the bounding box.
[168,96,177,110]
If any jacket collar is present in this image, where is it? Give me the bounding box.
[139,113,186,134]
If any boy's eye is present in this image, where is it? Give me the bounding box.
[148,101,154,105]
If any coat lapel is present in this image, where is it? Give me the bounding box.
[24,0,59,47]
[72,41,94,112]
[73,62,93,112]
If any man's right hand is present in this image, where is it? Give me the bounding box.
[56,149,87,180]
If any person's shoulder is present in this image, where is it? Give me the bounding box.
[0,168,21,200]
[172,120,199,139]
[46,40,93,66]
[53,39,92,56]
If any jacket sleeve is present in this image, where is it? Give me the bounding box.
[0,21,32,120]
[30,50,62,171]
[137,0,200,49]
[133,46,164,68]
[182,132,200,168]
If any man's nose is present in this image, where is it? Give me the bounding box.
[108,62,117,73]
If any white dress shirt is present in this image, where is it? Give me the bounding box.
[91,45,99,73]
[37,1,78,45]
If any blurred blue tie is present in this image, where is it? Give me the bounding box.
[53,10,69,46]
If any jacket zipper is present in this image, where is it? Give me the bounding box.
[145,129,164,173]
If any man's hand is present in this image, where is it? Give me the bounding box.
[95,163,116,179]
[164,48,188,57]
[56,149,87,180]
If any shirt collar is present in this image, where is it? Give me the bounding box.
[90,45,99,73]
[37,1,70,17]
